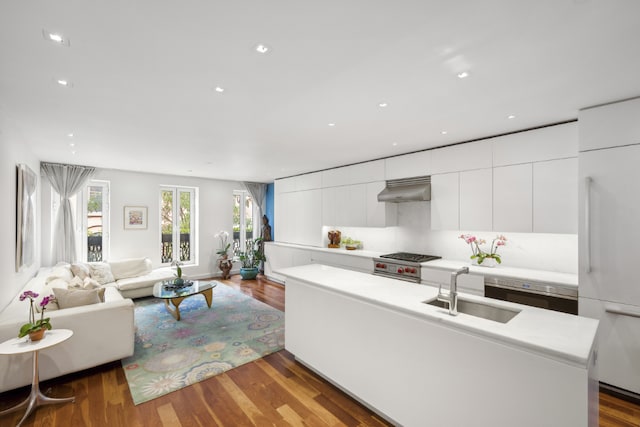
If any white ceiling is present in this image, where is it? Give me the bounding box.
[1,0,639,183]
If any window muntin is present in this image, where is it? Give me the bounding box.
[233,190,256,253]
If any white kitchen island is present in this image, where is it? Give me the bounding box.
[278,264,599,427]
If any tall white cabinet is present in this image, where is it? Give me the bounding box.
[578,97,640,394]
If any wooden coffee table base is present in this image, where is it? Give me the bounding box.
[163,287,213,320]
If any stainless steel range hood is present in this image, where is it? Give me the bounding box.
[377,176,431,202]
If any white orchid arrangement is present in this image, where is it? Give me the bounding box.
[215,230,231,257]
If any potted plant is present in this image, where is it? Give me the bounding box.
[237,238,266,280]
[459,234,507,266]
[215,230,233,279]
[172,261,185,285]
[18,291,54,341]
[215,230,231,259]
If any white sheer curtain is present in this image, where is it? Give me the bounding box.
[243,182,267,216]
[41,162,96,263]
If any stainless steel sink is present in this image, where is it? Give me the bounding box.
[424,298,520,323]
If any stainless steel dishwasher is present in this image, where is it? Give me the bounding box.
[484,275,578,315]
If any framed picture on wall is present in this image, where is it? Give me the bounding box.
[124,206,147,230]
[16,164,37,271]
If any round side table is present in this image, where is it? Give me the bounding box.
[0,329,75,427]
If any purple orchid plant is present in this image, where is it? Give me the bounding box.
[18,290,54,338]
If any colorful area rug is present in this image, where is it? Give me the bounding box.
[121,282,285,405]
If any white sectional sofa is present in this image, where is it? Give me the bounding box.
[0,258,174,393]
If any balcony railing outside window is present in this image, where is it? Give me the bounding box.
[161,233,191,264]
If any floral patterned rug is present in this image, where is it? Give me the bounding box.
[121,282,285,405]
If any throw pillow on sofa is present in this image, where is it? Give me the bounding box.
[70,262,91,279]
[88,262,115,285]
[46,263,74,283]
[35,278,64,312]
[67,276,101,290]
[53,287,106,309]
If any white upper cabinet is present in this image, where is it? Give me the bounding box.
[492,122,578,167]
[385,151,432,180]
[275,177,296,193]
[295,172,322,191]
[493,164,533,232]
[431,140,492,174]
[321,187,337,226]
[459,168,493,231]
[579,97,640,152]
[533,158,578,234]
[322,160,385,187]
[431,172,459,230]
[296,189,323,246]
[366,181,398,227]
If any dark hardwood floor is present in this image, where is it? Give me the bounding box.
[1,274,639,426]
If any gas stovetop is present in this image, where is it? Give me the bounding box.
[379,252,441,263]
[373,252,441,283]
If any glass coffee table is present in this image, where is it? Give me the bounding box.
[152,280,217,321]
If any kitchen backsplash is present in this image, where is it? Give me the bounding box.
[322,202,578,274]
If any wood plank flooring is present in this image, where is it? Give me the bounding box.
[0,274,639,426]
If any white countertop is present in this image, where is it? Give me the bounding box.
[267,241,578,288]
[422,259,579,288]
[265,241,383,260]
[276,263,597,367]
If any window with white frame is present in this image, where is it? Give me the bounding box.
[233,190,257,253]
[50,179,110,262]
[160,186,196,265]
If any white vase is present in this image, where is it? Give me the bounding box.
[475,257,498,267]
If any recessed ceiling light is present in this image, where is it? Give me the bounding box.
[457,71,469,79]
[42,29,70,46]
[255,44,270,54]
[328,123,335,127]
[508,114,516,119]
[441,130,448,135]
[67,133,74,138]
[69,143,75,148]
[56,79,72,87]
[214,86,224,93]
[71,150,76,155]
[379,102,388,108]
[392,142,398,146]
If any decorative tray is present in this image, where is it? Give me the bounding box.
[163,280,194,290]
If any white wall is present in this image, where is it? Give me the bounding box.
[322,201,577,274]
[41,168,243,279]
[0,131,41,312]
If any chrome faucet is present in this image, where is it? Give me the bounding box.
[436,266,470,316]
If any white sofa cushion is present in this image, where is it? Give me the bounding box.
[109,258,152,281]
[70,262,91,279]
[115,267,174,291]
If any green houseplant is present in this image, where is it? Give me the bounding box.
[172,261,184,285]
[237,238,266,280]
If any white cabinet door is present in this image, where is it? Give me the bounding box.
[275,191,294,243]
[322,160,385,187]
[579,297,640,394]
[579,97,640,151]
[431,140,492,174]
[579,145,640,304]
[492,122,578,167]
[296,189,322,246]
[321,187,337,227]
[431,173,459,230]
[385,151,432,180]
[295,172,322,191]
[347,184,367,226]
[493,164,533,232]
[264,244,312,283]
[459,168,492,231]
[533,158,578,234]
[366,181,397,227]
